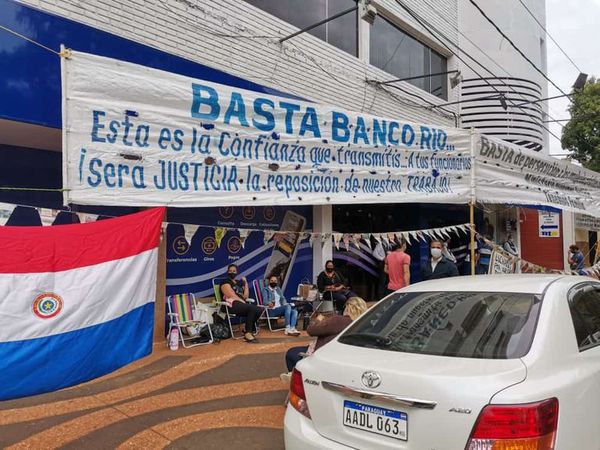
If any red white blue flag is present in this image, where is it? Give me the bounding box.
[0,207,164,401]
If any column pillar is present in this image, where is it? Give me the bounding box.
[562,210,576,271]
[312,204,333,282]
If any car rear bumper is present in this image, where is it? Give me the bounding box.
[284,406,353,449]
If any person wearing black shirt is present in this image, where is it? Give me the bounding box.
[316,260,356,313]
[220,264,263,342]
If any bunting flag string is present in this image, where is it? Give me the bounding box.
[0,201,472,248]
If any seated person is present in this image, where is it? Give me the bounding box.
[261,275,300,336]
[317,260,356,313]
[282,297,368,380]
[220,263,263,343]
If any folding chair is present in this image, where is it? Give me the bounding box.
[212,278,260,339]
[253,279,285,332]
[166,293,213,348]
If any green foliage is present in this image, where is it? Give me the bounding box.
[561,78,600,172]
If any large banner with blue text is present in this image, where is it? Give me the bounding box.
[62,51,472,207]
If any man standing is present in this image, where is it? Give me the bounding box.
[421,240,459,281]
[568,245,585,271]
[384,239,410,294]
[477,235,493,275]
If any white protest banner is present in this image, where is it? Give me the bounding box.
[62,51,472,207]
[475,135,600,218]
[488,248,519,274]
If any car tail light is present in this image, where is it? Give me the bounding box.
[289,369,311,419]
[466,398,558,450]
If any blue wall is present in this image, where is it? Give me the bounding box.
[0,0,300,129]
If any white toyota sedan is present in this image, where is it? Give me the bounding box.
[284,274,600,450]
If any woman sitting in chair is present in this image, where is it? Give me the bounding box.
[220,264,263,343]
[262,275,300,336]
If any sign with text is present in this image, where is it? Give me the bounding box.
[62,52,472,206]
[488,248,519,274]
[475,135,600,217]
[538,211,560,238]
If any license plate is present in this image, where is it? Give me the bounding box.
[343,400,407,441]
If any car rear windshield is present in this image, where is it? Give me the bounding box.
[338,291,542,359]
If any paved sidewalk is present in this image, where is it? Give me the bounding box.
[0,333,309,449]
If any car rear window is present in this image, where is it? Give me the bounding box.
[338,291,542,359]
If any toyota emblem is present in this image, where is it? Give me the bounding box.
[361,371,382,389]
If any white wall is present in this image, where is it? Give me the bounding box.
[458,0,550,153]
[18,0,460,127]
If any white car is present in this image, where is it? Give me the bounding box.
[284,274,600,449]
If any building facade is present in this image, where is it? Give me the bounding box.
[1,0,575,304]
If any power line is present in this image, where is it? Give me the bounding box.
[394,0,563,144]
[516,0,583,73]
[467,0,570,99]
[417,0,566,129]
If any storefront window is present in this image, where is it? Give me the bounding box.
[370,16,448,99]
[245,0,358,56]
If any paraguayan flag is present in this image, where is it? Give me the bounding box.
[0,207,164,401]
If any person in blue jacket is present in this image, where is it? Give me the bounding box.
[262,275,300,336]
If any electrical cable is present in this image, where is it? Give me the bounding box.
[467,0,570,99]
[516,0,583,73]
[394,0,563,144]
[416,0,566,129]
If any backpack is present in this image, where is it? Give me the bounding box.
[211,312,232,340]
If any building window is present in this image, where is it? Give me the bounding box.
[370,16,448,99]
[245,0,358,56]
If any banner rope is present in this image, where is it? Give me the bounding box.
[0,24,66,57]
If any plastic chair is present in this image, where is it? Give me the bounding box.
[167,293,213,348]
[253,279,285,332]
[212,278,260,339]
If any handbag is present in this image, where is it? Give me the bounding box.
[211,312,232,340]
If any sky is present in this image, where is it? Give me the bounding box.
[545,0,600,156]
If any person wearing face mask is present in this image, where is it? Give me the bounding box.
[421,240,459,281]
[317,260,356,314]
[220,264,263,342]
[261,275,300,336]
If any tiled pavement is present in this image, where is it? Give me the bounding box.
[0,333,311,449]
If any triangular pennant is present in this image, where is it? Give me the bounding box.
[263,229,275,245]
[387,233,396,245]
[343,233,351,251]
[394,232,403,244]
[381,233,390,246]
[309,233,318,248]
[77,212,99,223]
[333,233,343,250]
[362,233,372,250]
[0,203,16,226]
[352,233,362,249]
[402,232,410,246]
[238,229,251,249]
[184,224,200,243]
[215,227,227,248]
[372,233,382,245]
[39,208,56,226]
[321,233,332,248]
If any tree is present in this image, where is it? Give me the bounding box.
[561,78,600,172]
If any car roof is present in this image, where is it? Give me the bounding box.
[401,274,575,295]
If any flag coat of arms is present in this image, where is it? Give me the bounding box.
[0,207,164,401]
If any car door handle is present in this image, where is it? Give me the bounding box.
[322,381,437,410]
